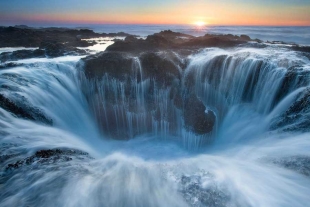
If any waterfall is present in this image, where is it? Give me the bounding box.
[81,47,310,149]
[0,57,102,156]
[81,57,180,138]
[1,46,310,207]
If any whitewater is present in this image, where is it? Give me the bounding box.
[1,42,310,207]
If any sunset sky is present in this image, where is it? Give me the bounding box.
[1,0,310,26]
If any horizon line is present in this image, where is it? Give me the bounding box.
[2,23,310,27]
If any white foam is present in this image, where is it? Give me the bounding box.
[0,47,38,54]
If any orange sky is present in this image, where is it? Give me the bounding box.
[0,0,310,26]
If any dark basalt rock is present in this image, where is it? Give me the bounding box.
[0,147,93,206]
[0,62,23,69]
[180,173,232,207]
[107,30,192,53]
[272,66,310,109]
[139,52,181,86]
[83,51,183,84]
[271,87,310,132]
[0,153,21,164]
[39,41,87,57]
[181,34,249,48]
[124,35,139,42]
[82,52,134,81]
[103,32,135,37]
[0,26,133,48]
[5,149,91,171]
[40,41,70,57]
[292,45,310,53]
[81,51,184,139]
[107,30,253,53]
[0,94,53,125]
[81,30,255,139]
[0,49,45,62]
[240,34,251,41]
[151,30,193,40]
[270,156,310,176]
[106,37,156,53]
[82,48,216,139]
[183,94,216,134]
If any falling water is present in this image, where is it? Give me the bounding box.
[1,45,310,207]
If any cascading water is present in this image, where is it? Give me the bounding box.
[1,45,310,207]
[81,58,183,141]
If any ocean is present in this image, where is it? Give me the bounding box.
[35,24,310,45]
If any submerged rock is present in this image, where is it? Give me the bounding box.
[0,62,23,69]
[5,149,91,171]
[180,172,232,207]
[0,94,53,125]
[183,94,216,134]
[273,65,309,107]
[271,87,310,132]
[269,156,310,177]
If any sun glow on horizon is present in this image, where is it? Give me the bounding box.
[0,0,309,26]
[194,21,207,27]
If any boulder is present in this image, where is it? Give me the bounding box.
[82,51,134,81]
[240,34,251,41]
[183,94,216,134]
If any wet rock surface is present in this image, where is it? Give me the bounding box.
[0,49,45,62]
[107,30,252,53]
[5,149,91,171]
[273,65,310,107]
[0,147,93,206]
[183,94,216,135]
[139,52,182,86]
[0,26,132,48]
[180,172,232,207]
[0,62,23,69]
[0,94,53,125]
[81,51,184,139]
[82,52,134,81]
[82,49,216,139]
[269,156,310,176]
[39,41,88,57]
[271,86,310,132]
[0,26,133,60]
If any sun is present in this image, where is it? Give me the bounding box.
[194,21,206,27]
